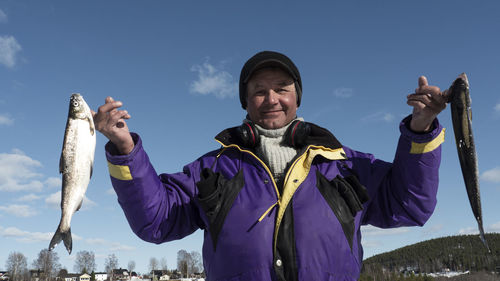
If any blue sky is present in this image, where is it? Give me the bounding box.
[1,0,500,274]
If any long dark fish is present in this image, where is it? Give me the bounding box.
[447,73,490,252]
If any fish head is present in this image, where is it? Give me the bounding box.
[68,93,90,119]
[446,73,470,104]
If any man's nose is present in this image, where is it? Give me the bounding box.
[264,90,279,104]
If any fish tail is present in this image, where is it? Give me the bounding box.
[478,221,491,253]
[48,227,73,254]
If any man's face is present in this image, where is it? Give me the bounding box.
[246,68,298,130]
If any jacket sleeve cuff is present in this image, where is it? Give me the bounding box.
[105,133,142,181]
[105,133,141,163]
[400,115,445,154]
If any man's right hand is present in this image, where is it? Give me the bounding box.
[92,97,134,155]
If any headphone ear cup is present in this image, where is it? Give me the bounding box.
[237,121,260,148]
[285,120,311,148]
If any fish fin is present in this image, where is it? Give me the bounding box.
[49,227,73,254]
[88,116,95,136]
[76,199,83,212]
[90,164,93,179]
[478,221,491,253]
[59,153,64,174]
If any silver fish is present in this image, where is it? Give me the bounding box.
[49,93,96,254]
[447,73,490,252]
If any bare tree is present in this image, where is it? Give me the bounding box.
[74,250,96,274]
[104,254,119,274]
[149,257,159,272]
[176,250,203,277]
[160,258,168,271]
[149,257,159,281]
[32,249,61,281]
[189,251,202,274]
[5,251,28,281]
[127,260,136,273]
[176,250,189,277]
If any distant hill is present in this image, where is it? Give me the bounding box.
[361,233,500,275]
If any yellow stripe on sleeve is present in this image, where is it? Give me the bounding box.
[410,128,445,154]
[107,162,133,180]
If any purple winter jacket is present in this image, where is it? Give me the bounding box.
[105,116,444,281]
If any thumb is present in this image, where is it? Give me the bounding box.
[91,109,96,118]
[418,76,428,88]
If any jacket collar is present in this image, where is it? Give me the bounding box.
[214,122,343,150]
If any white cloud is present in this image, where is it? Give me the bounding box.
[0,149,44,192]
[361,239,382,249]
[0,113,13,125]
[0,226,52,243]
[361,225,410,236]
[16,193,42,202]
[86,238,107,245]
[421,224,443,236]
[0,35,22,68]
[46,191,97,210]
[85,237,135,251]
[458,226,478,235]
[361,111,395,123]
[495,103,500,112]
[488,221,500,233]
[106,188,116,195]
[0,204,37,217]
[85,238,136,252]
[480,167,500,183]
[190,61,237,99]
[45,177,62,188]
[334,87,354,98]
[109,242,135,251]
[45,191,61,207]
[0,9,7,23]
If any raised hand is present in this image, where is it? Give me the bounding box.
[92,97,134,155]
[407,76,447,132]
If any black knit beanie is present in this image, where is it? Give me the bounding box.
[239,51,302,109]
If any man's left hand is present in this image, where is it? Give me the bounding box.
[407,76,447,132]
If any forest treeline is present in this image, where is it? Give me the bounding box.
[361,233,499,276]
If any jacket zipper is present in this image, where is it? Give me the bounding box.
[215,141,281,203]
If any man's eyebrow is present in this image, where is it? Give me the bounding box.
[275,80,294,86]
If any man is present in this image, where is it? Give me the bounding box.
[93,51,447,281]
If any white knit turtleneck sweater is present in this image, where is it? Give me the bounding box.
[253,118,303,185]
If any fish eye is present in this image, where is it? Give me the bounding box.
[73,102,79,107]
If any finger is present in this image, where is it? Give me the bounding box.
[418,76,428,88]
[408,93,446,112]
[105,96,115,103]
[108,110,130,126]
[407,93,432,107]
[107,97,120,113]
[415,85,440,97]
[97,100,123,114]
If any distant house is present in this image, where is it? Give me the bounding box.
[111,269,129,281]
[30,269,46,281]
[79,273,90,281]
[59,273,90,281]
[0,271,9,281]
[94,272,107,281]
[158,275,169,281]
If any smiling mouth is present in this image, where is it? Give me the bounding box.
[262,110,282,115]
